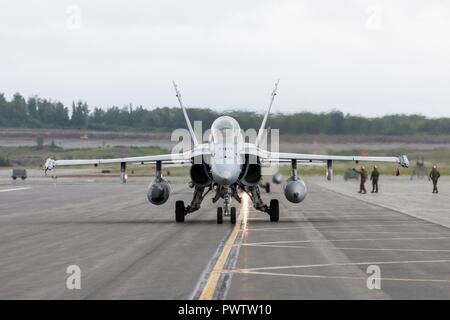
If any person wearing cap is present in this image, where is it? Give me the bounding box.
[352,166,367,194]
[370,165,380,193]
[429,165,441,194]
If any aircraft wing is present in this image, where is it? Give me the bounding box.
[44,145,210,173]
[261,158,325,165]
[259,150,410,167]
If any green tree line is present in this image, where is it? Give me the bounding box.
[1,92,450,135]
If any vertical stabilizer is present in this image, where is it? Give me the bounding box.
[172,81,199,147]
[256,80,279,147]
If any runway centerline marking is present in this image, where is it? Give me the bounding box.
[198,194,249,300]
[0,187,32,193]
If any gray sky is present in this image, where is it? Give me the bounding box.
[1,0,449,117]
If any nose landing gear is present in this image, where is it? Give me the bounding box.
[230,207,237,224]
[216,206,236,224]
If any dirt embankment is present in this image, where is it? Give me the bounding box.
[2,128,450,149]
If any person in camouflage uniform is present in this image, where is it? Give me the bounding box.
[429,165,440,194]
[370,165,380,193]
[353,166,367,194]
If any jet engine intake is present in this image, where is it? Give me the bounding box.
[240,163,262,186]
[190,163,213,187]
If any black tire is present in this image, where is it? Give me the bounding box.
[21,176,26,180]
[12,176,17,180]
[266,182,271,193]
[269,199,279,222]
[175,200,185,223]
[230,207,236,224]
[217,207,223,224]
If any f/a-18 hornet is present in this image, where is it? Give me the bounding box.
[44,81,409,224]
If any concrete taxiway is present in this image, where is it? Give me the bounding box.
[0,173,449,299]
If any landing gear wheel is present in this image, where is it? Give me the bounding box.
[269,199,279,222]
[265,182,271,193]
[175,200,185,223]
[230,207,236,224]
[217,207,223,224]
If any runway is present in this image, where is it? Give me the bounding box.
[0,174,449,299]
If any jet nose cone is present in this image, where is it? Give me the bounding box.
[223,171,238,184]
[221,171,233,180]
[211,164,240,185]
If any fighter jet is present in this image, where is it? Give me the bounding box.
[44,81,409,224]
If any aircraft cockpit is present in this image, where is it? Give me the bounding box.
[210,116,241,144]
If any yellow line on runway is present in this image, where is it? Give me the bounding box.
[199,194,249,300]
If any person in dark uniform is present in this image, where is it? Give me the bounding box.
[353,166,367,194]
[370,165,380,193]
[429,165,440,194]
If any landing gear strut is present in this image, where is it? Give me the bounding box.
[174,183,213,222]
[244,184,279,222]
[213,185,238,224]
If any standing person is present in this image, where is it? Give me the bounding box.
[429,165,440,194]
[370,165,380,193]
[353,166,367,194]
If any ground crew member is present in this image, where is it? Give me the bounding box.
[353,166,367,194]
[370,165,380,193]
[430,165,440,194]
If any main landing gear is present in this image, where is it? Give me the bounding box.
[174,181,278,224]
[269,199,279,222]
[243,185,279,222]
[175,200,185,223]
[174,185,212,223]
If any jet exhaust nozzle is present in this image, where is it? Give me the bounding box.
[284,178,307,203]
[147,179,170,205]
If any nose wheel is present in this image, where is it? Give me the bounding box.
[230,207,236,224]
[217,206,236,224]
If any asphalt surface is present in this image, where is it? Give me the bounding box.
[0,175,449,299]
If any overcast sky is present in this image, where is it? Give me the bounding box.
[1,0,449,117]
